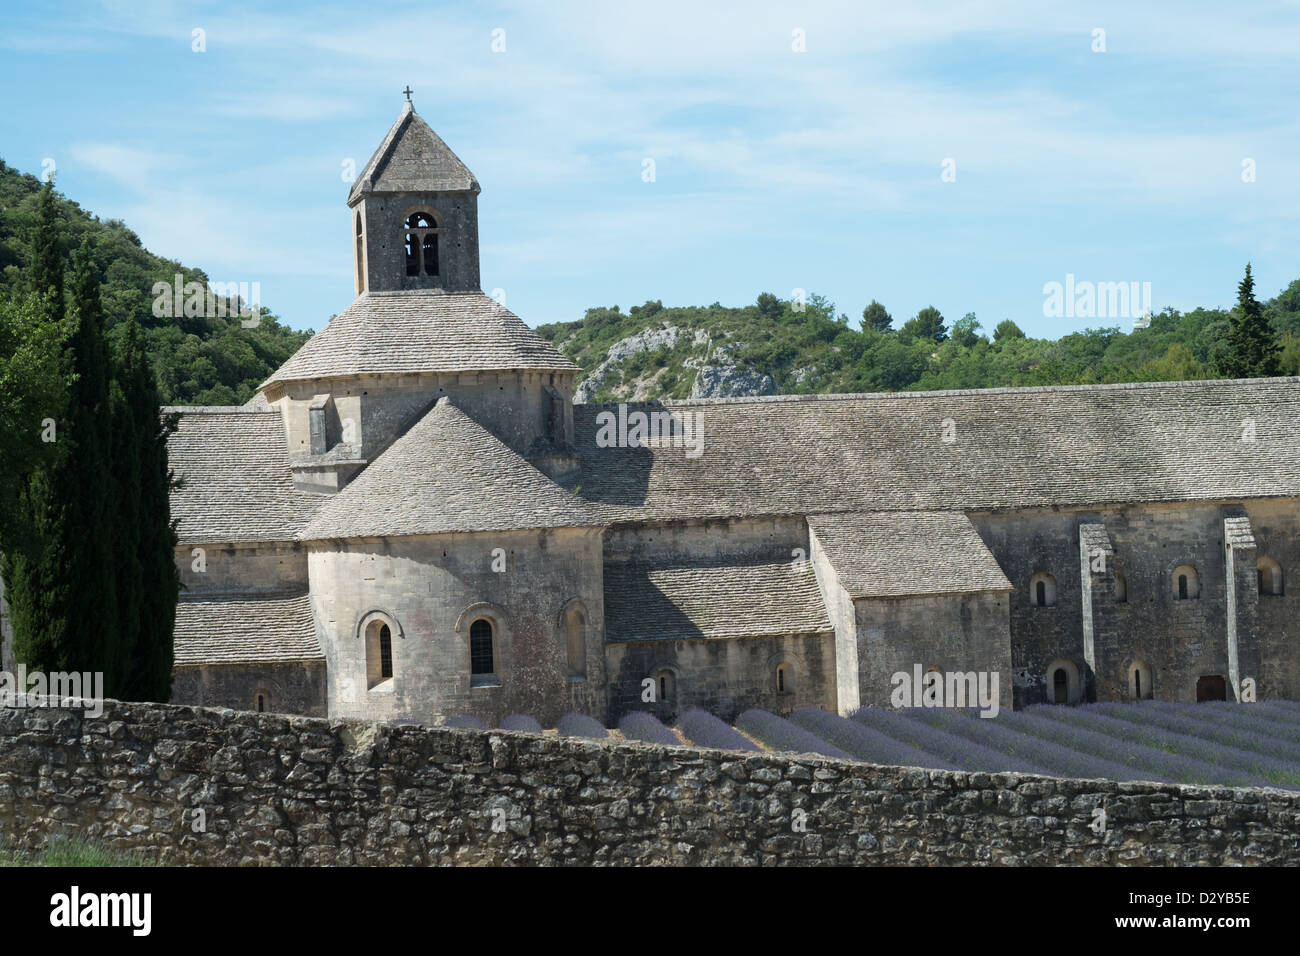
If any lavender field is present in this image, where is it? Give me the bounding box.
[458,701,1300,790]
[751,703,1300,790]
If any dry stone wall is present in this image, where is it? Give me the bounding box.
[1,699,1297,866]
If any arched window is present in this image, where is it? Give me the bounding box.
[1172,564,1200,601]
[1030,572,1056,608]
[1258,557,1284,596]
[1045,659,1079,705]
[775,662,795,695]
[365,619,395,688]
[380,625,393,678]
[255,691,268,713]
[566,608,587,680]
[1128,661,1153,700]
[654,668,675,703]
[354,212,365,294]
[1114,571,1128,603]
[403,211,439,278]
[470,619,495,679]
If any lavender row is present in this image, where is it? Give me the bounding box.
[1007,706,1273,789]
[498,713,544,733]
[555,712,609,739]
[854,707,1053,776]
[1028,704,1300,789]
[735,709,851,760]
[443,714,486,729]
[1145,700,1300,740]
[916,707,1152,782]
[675,708,761,752]
[790,708,957,770]
[617,711,681,746]
[1091,702,1300,767]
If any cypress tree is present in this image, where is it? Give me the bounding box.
[115,317,179,701]
[1219,264,1281,378]
[7,240,120,685]
[2,180,68,672]
[108,372,143,693]
[27,182,64,307]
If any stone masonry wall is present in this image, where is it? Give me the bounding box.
[1,699,1297,866]
[310,528,606,728]
[970,500,1300,708]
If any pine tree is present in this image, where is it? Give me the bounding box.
[6,240,120,684]
[902,306,949,343]
[861,300,893,333]
[1219,264,1281,378]
[115,317,179,701]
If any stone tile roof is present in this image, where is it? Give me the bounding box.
[604,558,832,643]
[301,398,606,540]
[173,591,322,666]
[572,378,1300,521]
[168,408,325,544]
[809,512,1011,599]
[263,290,578,386]
[348,102,478,203]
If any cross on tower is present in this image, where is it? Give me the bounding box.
[403,85,413,102]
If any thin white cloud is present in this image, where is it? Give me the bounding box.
[69,143,178,192]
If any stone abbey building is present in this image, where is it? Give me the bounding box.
[151,103,1300,725]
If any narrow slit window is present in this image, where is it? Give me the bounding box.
[379,624,393,680]
[470,619,494,676]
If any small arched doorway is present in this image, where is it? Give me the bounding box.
[1045,659,1079,705]
[1196,675,1227,702]
[1052,668,1068,703]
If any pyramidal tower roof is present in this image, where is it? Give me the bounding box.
[347,100,479,204]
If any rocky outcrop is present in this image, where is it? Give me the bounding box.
[575,326,688,402]
[689,364,777,399]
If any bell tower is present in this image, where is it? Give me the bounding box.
[348,92,481,295]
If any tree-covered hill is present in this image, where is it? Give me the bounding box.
[537,285,1300,404]
[0,160,310,405]
[6,159,1294,407]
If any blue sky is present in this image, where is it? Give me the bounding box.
[2,1,1298,335]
